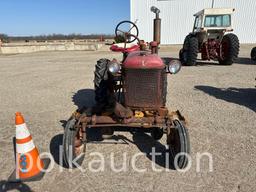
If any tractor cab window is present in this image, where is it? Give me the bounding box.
[194,15,203,31]
[204,14,231,27]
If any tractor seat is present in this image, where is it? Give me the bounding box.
[110,43,140,53]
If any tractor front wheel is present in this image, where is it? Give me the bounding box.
[63,117,86,168]
[167,120,190,169]
[219,33,239,65]
[251,47,256,61]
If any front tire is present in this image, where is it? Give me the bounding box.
[167,120,190,169]
[219,33,240,65]
[180,35,198,66]
[63,117,86,168]
[251,47,256,61]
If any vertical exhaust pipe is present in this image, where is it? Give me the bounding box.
[151,6,161,54]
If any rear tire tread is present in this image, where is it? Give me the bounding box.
[219,33,240,65]
[180,35,198,66]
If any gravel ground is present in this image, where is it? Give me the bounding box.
[0,45,255,192]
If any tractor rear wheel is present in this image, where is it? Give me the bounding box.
[162,73,167,106]
[180,35,198,66]
[151,127,164,140]
[94,59,115,138]
[251,47,256,61]
[94,59,116,113]
[94,59,110,104]
[219,33,239,65]
[167,120,190,169]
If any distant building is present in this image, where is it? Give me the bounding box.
[130,0,256,44]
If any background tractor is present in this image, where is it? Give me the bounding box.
[63,7,190,170]
[251,47,256,61]
[179,8,240,66]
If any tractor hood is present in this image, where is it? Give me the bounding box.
[123,51,165,69]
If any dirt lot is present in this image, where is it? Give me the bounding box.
[0,45,255,192]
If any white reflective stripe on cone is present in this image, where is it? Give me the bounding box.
[16,123,31,139]
[16,140,35,154]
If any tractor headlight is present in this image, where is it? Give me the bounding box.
[167,60,181,74]
[108,62,121,74]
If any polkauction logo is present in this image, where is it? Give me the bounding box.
[17,146,213,174]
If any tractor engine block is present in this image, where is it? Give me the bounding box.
[202,39,221,60]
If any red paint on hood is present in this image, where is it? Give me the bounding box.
[123,51,164,69]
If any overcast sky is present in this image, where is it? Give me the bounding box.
[0,0,130,36]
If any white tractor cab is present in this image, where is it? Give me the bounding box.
[180,8,240,66]
[193,8,234,30]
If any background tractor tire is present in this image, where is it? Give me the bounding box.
[219,33,240,65]
[179,49,186,64]
[251,47,256,61]
[180,35,198,66]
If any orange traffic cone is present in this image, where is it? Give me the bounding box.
[9,112,50,182]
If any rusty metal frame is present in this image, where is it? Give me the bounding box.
[73,110,186,132]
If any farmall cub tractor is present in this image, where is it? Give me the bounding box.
[63,7,190,170]
[179,8,240,66]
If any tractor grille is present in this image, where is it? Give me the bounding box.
[124,68,166,109]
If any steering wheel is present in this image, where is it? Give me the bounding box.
[115,21,139,43]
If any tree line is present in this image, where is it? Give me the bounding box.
[0,33,114,42]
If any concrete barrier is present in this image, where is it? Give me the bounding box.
[0,42,103,54]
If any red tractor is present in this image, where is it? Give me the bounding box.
[180,8,240,66]
[63,7,190,169]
